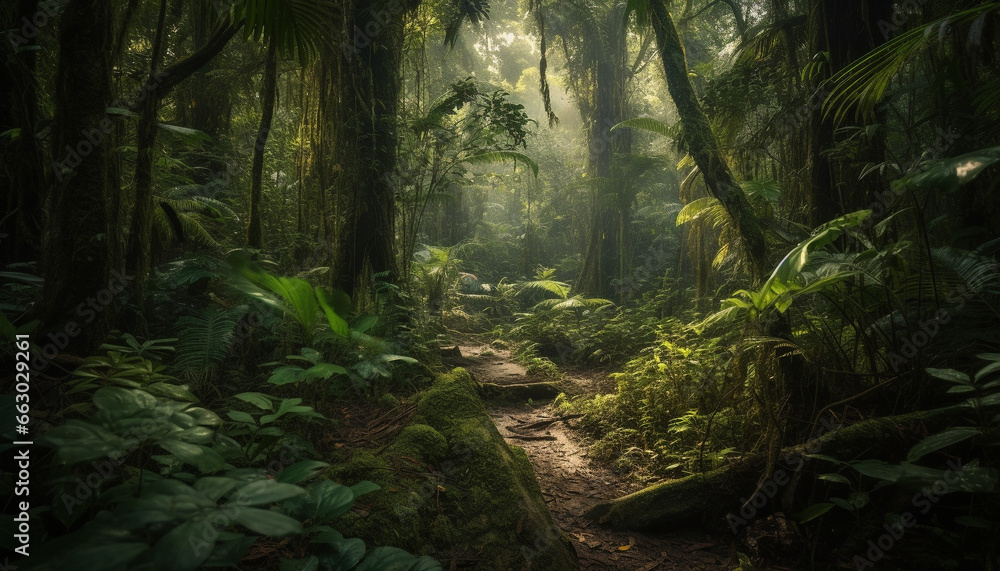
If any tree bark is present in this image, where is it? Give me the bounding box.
[333,0,411,298]
[649,0,768,280]
[807,0,892,226]
[586,408,958,531]
[40,0,115,349]
[0,0,45,267]
[248,40,278,249]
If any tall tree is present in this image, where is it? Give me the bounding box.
[332,0,415,298]
[40,0,115,346]
[806,0,892,225]
[248,40,278,249]
[646,0,768,278]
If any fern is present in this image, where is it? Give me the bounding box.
[172,305,246,380]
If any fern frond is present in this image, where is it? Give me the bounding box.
[172,306,245,379]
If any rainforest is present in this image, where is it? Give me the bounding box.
[2,0,1000,569]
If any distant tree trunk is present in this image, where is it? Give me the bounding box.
[39,0,114,347]
[0,0,45,266]
[578,4,632,299]
[807,0,892,226]
[248,40,278,249]
[649,0,767,279]
[125,0,169,280]
[333,0,414,298]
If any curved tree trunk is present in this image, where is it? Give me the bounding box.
[248,40,278,249]
[649,0,768,280]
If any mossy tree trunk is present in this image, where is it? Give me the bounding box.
[587,408,958,532]
[333,0,415,298]
[648,0,767,279]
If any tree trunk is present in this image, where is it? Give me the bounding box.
[333,0,412,298]
[0,0,45,267]
[248,40,278,249]
[39,0,115,349]
[125,0,169,280]
[649,0,768,280]
[586,408,957,531]
[807,0,892,226]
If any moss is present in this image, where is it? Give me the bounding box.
[329,368,576,570]
[412,367,486,429]
[386,424,448,463]
[378,392,400,409]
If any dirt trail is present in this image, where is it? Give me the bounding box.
[444,340,733,570]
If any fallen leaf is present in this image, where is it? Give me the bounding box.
[574,532,587,543]
[617,545,631,552]
[334,443,344,448]
[682,542,714,552]
[516,517,524,534]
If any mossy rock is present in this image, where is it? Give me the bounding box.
[333,368,577,570]
[386,424,449,463]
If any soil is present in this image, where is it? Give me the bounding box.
[443,340,735,571]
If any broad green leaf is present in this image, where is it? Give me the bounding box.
[302,363,348,382]
[93,387,156,417]
[316,287,350,338]
[818,473,851,485]
[319,538,366,569]
[356,546,422,571]
[234,507,302,537]
[268,365,306,386]
[349,480,380,498]
[194,477,239,502]
[792,502,835,522]
[852,461,904,482]
[160,440,227,473]
[227,410,256,424]
[926,368,972,384]
[227,480,305,506]
[277,460,330,484]
[907,427,980,461]
[235,392,275,411]
[154,520,214,571]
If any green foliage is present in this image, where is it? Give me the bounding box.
[172,306,247,382]
[227,250,349,343]
[31,342,437,571]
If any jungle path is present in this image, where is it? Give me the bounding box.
[443,339,733,571]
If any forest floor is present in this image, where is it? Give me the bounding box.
[443,339,734,571]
